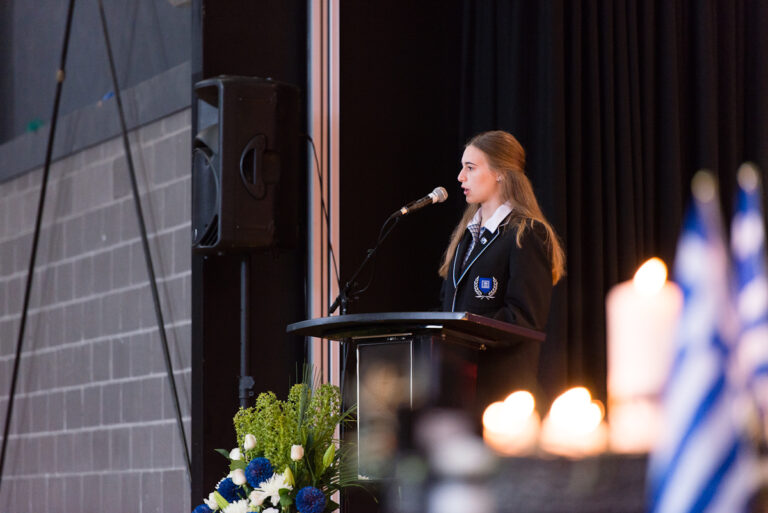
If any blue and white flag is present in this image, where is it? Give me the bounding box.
[732,163,768,416]
[647,172,757,513]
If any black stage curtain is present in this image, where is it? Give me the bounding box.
[460,0,768,401]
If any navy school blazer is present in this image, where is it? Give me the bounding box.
[440,213,553,331]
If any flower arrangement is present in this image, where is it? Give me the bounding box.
[192,377,356,513]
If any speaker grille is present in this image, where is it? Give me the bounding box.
[191,144,220,247]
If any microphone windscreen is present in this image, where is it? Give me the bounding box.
[432,186,448,203]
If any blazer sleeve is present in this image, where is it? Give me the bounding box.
[440,278,448,308]
[439,278,447,308]
[492,222,553,330]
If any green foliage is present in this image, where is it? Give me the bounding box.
[306,384,341,472]
[321,444,335,474]
[233,380,348,490]
[224,367,364,512]
[233,389,300,471]
[279,488,294,508]
[229,459,246,471]
[213,491,229,511]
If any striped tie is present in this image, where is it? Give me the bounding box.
[461,222,482,271]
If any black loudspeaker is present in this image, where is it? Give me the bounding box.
[192,76,301,251]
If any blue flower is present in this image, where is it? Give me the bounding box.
[192,504,213,513]
[216,477,243,502]
[296,486,326,513]
[245,457,274,487]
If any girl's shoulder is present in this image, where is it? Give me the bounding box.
[500,211,547,235]
[499,212,550,249]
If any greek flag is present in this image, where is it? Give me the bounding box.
[647,172,757,513]
[732,163,768,415]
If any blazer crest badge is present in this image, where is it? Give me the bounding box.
[474,276,498,299]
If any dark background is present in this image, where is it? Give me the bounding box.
[338,0,464,314]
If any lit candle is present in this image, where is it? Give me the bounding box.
[482,391,540,456]
[605,258,683,453]
[540,387,608,457]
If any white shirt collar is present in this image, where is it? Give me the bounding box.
[468,202,513,233]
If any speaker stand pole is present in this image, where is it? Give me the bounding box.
[239,257,255,407]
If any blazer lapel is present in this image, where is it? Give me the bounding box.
[454,228,502,287]
[453,232,472,286]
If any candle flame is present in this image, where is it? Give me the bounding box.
[483,390,540,455]
[504,390,535,417]
[483,390,536,434]
[633,257,667,296]
[548,387,604,435]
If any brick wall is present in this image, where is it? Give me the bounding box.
[0,108,192,513]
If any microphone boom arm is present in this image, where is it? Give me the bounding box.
[328,213,400,315]
[328,186,446,315]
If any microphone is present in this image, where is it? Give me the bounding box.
[395,186,448,217]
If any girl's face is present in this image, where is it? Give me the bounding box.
[458,145,503,205]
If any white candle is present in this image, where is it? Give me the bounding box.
[539,387,608,457]
[482,391,540,456]
[606,258,683,453]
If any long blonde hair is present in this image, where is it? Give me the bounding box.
[438,131,565,284]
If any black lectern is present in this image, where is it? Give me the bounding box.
[286,312,545,478]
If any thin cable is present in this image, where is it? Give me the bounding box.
[97,0,192,484]
[0,0,77,493]
[329,211,402,314]
[305,134,341,288]
[351,215,400,296]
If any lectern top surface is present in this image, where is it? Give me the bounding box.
[285,311,545,347]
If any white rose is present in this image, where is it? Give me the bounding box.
[263,509,279,513]
[229,448,242,460]
[231,468,247,486]
[249,490,266,507]
[204,492,220,510]
[243,434,257,451]
[290,444,305,461]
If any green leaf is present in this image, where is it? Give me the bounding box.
[215,448,231,460]
[327,498,340,511]
[279,488,294,507]
[322,444,335,469]
[229,459,247,471]
[213,491,230,510]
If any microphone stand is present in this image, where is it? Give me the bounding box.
[328,213,401,315]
